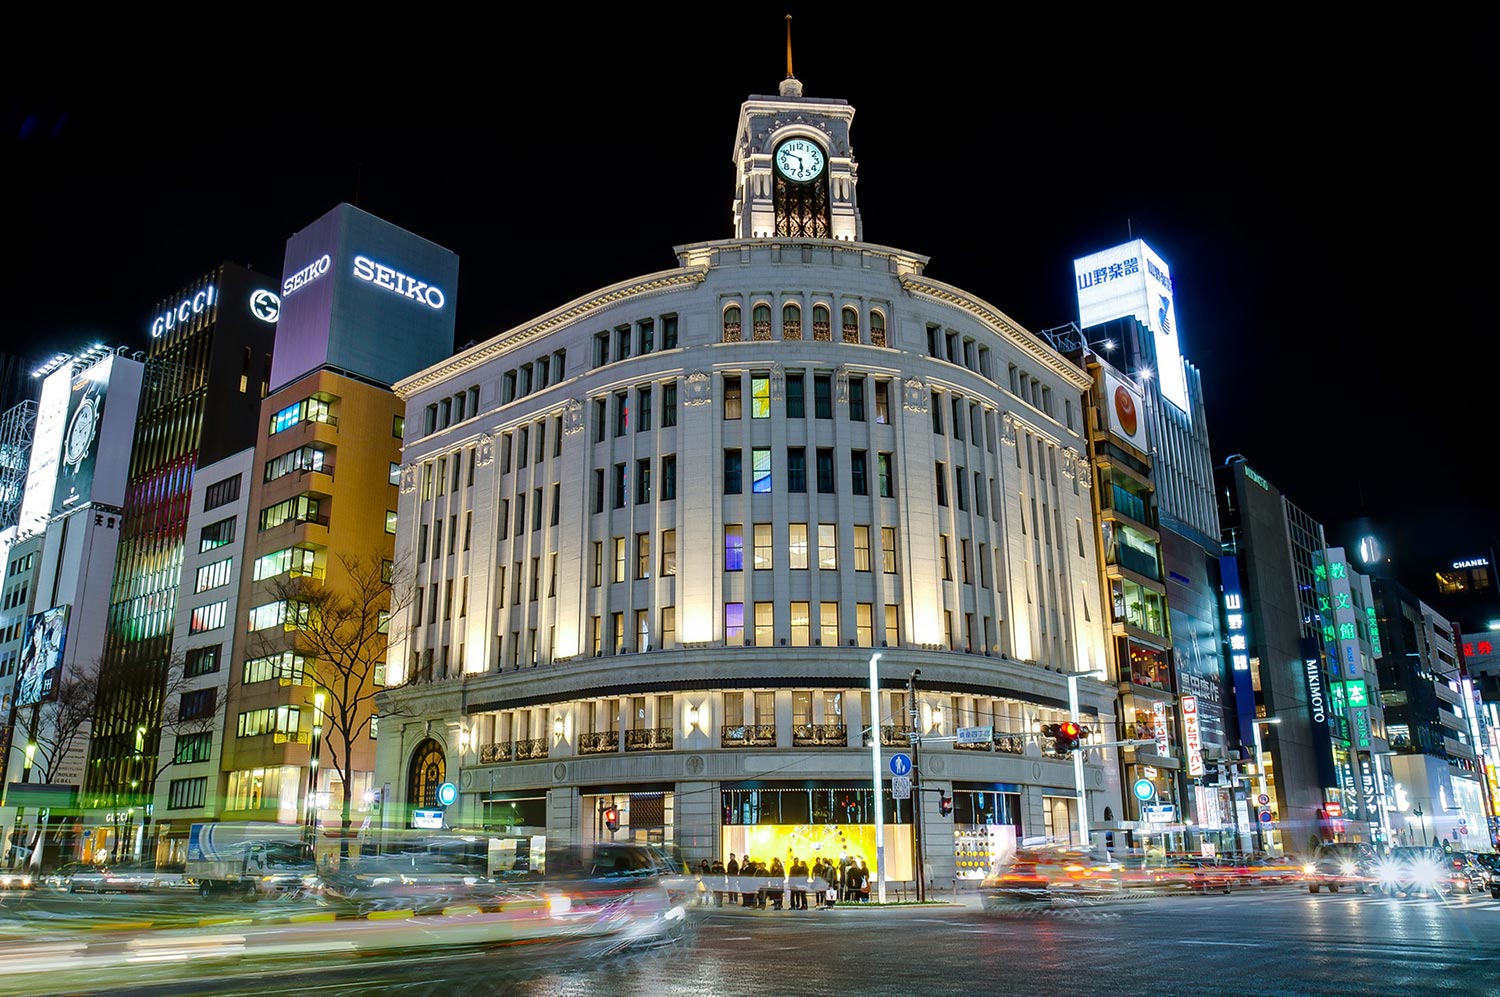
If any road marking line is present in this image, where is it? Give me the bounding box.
[1180,939,1257,947]
[89,921,155,931]
[287,912,336,923]
[365,909,415,921]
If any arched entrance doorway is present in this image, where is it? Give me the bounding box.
[408,739,446,811]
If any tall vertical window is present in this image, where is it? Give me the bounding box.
[637,319,654,354]
[636,385,653,432]
[613,537,626,583]
[878,453,894,497]
[725,603,745,645]
[663,315,678,349]
[884,605,899,645]
[816,448,835,493]
[782,303,801,340]
[613,612,625,653]
[935,462,948,506]
[754,603,774,645]
[613,463,627,508]
[818,524,838,570]
[790,602,810,646]
[940,536,952,580]
[753,523,773,570]
[636,532,650,579]
[849,378,866,421]
[724,524,744,571]
[961,539,972,583]
[819,602,838,647]
[613,391,628,437]
[931,393,944,434]
[956,468,968,511]
[661,606,676,647]
[851,451,868,496]
[856,603,873,647]
[661,454,677,501]
[786,374,805,418]
[660,529,677,576]
[662,381,677,427]
[951,397,965,441]
[788,448,807,493]
[881,527,898,573]
[724,449,743,494]
[590,471,603,515]
[592,399,606,442]
[814,375,833,419]
[874,380,890,424]
[751,375,771,418]
[853,526,871,571]
[636,458,652,503]
[789,524,809,569]
[724,375,742,419]
[591,541,604,587]
[752,447,772,493]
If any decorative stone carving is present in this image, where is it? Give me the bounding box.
[769,363,784,402]
[476,433,494,466]
[835,365,850,403]
[1001,413,1019,448]
[552,763,567,782]
[683,370,713,407]
[460,769,474,789]
[685,755,705,776]
[399,465,418,494]
[902,377,928,413]
[562,398,584,435]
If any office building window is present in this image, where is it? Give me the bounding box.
[661,454,676,501]
[637,385,653,432]
[789,523,809,569]
[662,381,677,427]
[753,523,773,570]
[882,527,898,573]
[816,448,835,493]
[786,374,805,418]
[613,463,627,508]
[788,447,807,493]
[849,378,866,421]
[725,603,745,645]
[636,532,651,580]
[878,453,894,497]
[724,375,742,419]
[851,450,868,496]
[754,602,774,645]
[819,602,838,647]
[752,447,772,493]
[818,524,837,570]
[614,537,626,583]
[856,603,873,647]
[661,529,677,576]
[854,525,871,571]
[790,602,810,647]
[725,524,744,571]
[935,462,948,506]
[637,458,652,503]
[724,449,742,494]
[874,380,890,423]
[814,374,832,419]
[751,375,771,418]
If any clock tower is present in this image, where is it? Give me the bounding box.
[731,70,861,241]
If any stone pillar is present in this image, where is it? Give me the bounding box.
[675,780,718,865]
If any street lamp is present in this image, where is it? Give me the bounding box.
[1250,718,1282,854]
[866,652,886,903]
[1067,669,1107,850]
[305,691,325,844]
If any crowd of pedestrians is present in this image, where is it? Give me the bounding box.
[695,852,874,909]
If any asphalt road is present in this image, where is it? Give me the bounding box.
[2,887,1497,996]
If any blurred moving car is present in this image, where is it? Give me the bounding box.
[1441,852,1489,895]
[0,869,34,890]
[1376,846,1467,897]
[65,861,185,894]
[1304,842,1376,894]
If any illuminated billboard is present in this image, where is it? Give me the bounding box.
[270,203,459,393]
[16,605,70,707]
[1101,367,1148,452]
[1074,239,1190,413]
[52,365,111,514]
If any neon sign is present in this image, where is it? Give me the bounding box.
[352,255,445,309]
[1453,558,1489,570]
[150,285,217,337]
[283,253,331,297]
[1304,655,1327,724]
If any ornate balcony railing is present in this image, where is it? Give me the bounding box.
[722,724,776,747]
[752,320,773,341]
[842,324,860,344]
[480,742,513,764]
[870,326,887,347]
[994,733,1027,755]
[515,737,549,760]
[272,730,311,745]
[783,322,802,341]
[813,321,832,341]
[625,728,673,752]
[880,725,916,747]
[722,323,741,342]
[578,731,619,755]
[793,723,847,747]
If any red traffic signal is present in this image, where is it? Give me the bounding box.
[938,795,953,817]
[1054,721,1085,752]
[603,806,620,833]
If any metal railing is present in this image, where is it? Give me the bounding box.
[480,742,512,764]
[577,731,619,755]
[625,728,673,752]
[880,725,916,746]
[793,723,847,747]
[722,724,776,747]
[514,737,549,760]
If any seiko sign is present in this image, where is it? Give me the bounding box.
[1304,656,1327,723]
[150,285,217,338]
[283,254,332,297]
[352,255,445,309]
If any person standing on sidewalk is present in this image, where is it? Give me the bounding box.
[711,858,726,907]
[790,856,808,910]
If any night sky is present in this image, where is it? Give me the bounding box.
[5,12,1491,598]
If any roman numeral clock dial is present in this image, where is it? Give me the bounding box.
[775,139,825,183]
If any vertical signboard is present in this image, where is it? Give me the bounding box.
[19,367,70,534]
[1220,555,1258,750]
[1074,239,1190,414]
[1152,700,1171,756]
[1181,695,1204,777]
[1298,636,1341,789]
[1101,368,1149,453]
[52,364,111,514]
[16,605,70,707]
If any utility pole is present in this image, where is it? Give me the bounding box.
[909,669,924,903]
[867,652,886,903]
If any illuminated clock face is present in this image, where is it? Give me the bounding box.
[64,396,98,471]
[775,139,825,183]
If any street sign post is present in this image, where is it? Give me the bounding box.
[1258,809,1273,824]
[956,726,993,745]
[1257,793,1271,807]
[1144,804,1175,824]
[889,753,912,777]
[893,775,912,800]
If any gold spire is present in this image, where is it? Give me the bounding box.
[785,15,794,78]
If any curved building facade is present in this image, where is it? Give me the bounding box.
[377,78,1119,884]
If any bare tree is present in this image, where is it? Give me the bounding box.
[258,551,411,857]
[12,658,100,788]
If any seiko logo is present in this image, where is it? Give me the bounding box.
[283,254,332,297]
[352,255,445,310]
[1304,657,1326,723]
[150,285,217,338]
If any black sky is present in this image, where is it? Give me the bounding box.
[4,11,1492,591]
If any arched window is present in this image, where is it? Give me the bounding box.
[812,305,832,342]
[752,303,772,341]
[782,303,802,341]
[722,305,742,343]
[842,306,860,344]
[408,738,446,811]
[870,311,887,348]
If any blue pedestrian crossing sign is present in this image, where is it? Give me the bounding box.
[1132,779,1155,802]
[890,753,912,777]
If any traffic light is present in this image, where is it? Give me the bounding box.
[603,806,620,833]
[1054,721,1084,752]
[938,795,953,817]
[1040,722,1060,741]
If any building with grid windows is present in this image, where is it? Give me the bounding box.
[376,75,1119,885]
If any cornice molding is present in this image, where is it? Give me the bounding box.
[899,274,1093,391]
[394,266,709,399]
